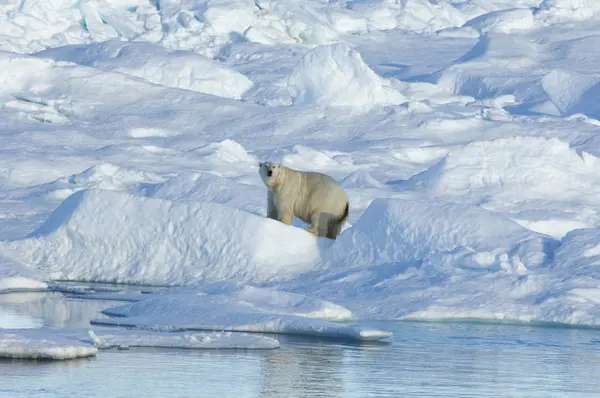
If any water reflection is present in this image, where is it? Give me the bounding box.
[0,307,43,329]
[259,340,346,398]
[0,292,124,329]
[0,356,96,368]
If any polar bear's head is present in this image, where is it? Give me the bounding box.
[258,161,284,188]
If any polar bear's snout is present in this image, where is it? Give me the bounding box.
[258,161,282,187]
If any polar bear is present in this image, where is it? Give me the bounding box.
[258,161,349,239]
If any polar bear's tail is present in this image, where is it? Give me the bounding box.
[327,201,349,239]
[340,202,349,222]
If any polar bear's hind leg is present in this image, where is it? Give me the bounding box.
[305,202,349,239]
[305,212,328,237]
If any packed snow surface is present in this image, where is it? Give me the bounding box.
[286,43,406,108]
[3,189,322,285]
[4,0,600,335]
[35,41,254,99]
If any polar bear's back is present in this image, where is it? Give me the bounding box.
[303,171,344,193]
[300,171,348,214]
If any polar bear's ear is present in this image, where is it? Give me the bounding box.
[259,162,264,167]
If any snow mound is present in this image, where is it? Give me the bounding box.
[392,0,468,32]
[57,163,162,191]
[327,198,557,274]
[324,8,368,35]
[141,172,265,215]
[246,0,340,46]
[163,0,257,57]
[552,228,600,275]
[191,0,255,37]
[3,189,321,285]
[280,198,600,326]
[87,329,279,350]
[0,328,97,360]
[91,293,392,341]
[423,28,600,118]
[464,8,535,34]
[286,43,406,109]
[346,1,397,31]
[0,1,85,53]
[44,163,163,200]
[0,52,57,97]
[347,0,467,33]
[64,163,160,189]
[539,0,600,21]
[1,163,164,204]
[436,26,481,38]
[401,136,600,237]
[394,227,600,326]
[246,0,467,46]
[541,69,600,119]
[191,139,259,177]
[435,33,543,104]
[281,145,349,171]
[0,255,47,293]
[0,0,473,55]
[396,137,600,238]
[341,170,387,189]
[0,0,252,56]
[35,41,254,100]
[404,136,600,201]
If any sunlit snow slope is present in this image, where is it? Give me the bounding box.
[3,0,600,331]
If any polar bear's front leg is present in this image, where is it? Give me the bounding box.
[277,207,294,225]
[305,225,318,236]
[267,191,278,220]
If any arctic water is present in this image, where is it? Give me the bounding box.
[2,292,600,398]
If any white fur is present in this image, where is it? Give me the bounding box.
[258,162,349,239]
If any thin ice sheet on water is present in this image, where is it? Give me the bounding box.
[0,328,97,360]
[86,329,280,350]
[0,327,279,360]
[91,294,392,341]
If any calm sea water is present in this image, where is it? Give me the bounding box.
[1,290,600,398]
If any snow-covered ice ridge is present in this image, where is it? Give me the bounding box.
[3,0,600,340]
